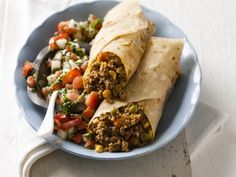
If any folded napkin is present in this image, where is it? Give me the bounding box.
[185,101,230,159]
[17,101,229,177]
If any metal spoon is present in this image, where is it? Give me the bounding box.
[27,47,55,108]
[27,42,91,108]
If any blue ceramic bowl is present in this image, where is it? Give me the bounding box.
[14,1,201,160]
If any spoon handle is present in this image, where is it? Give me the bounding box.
[37,90,58,138]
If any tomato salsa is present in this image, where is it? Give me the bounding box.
[22,15,102,148]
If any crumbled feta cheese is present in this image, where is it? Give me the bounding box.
[68,19,78,29]
[69,60,79,69]
[47,74,57,85]
[73,42,80,49]
[79,21,88,28]
[83,55,88,60]
[56,39,67,49]
[51,60,61,72]
[61,49,67,55]
[54,51,63,60]
[63,61,71,72]
[88,14,95,22]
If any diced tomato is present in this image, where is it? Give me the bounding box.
[97,52,109,62]
[89,15,101,27]
[57,21,68,33]
[62,68,82,84]
[49,41,58,50]
[78,120,87,130]
[54,112,70,124]
[70,114,87,130]
[71,53,78,60]
[57,21,75,35]
[82,107,94,119]
[65,84,73,89]
[92,19,102,30]
[80,61,88,73]
[60,118,86,130]
[95,23,102,30]
[55,112,67,120]
[60,119,79,130]
[84,140,95,149]
[85,91,99,109]
[26,76,36,88]
[49,33,68,51]
[72,134,83,144]
[72,76,84,89]
[51,83,64,91]
[22,61,34,77]
[54,119,62,128]
[66,45,72,52]
[54,33,68,41]
[66,89,79,102]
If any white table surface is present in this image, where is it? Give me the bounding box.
[0,0,236,177]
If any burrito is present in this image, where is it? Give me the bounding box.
[88,37,184,152]
[83,0,155,102]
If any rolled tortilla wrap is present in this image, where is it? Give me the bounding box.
[83,0,155,101]
[88,37,184,152]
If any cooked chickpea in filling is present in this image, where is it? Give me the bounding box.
[85,52,127,102]
[88,103,153,152]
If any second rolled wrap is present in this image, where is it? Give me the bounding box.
[88,37,184,152]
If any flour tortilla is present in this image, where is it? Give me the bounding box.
[83,0,155,85]
[91,37,184,139]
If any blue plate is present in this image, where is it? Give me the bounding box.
[14,1,201,160]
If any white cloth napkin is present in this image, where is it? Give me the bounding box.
[17,101,229,177]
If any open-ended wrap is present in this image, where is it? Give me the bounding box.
[83,0,155,88]
[90,37,184,139]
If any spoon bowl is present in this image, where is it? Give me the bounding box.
[27,42,91,108]
[27,47,55,108]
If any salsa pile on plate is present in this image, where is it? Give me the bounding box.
[22,15,102,149]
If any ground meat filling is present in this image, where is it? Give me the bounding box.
[88,103,153,152]
[85,52,127,102]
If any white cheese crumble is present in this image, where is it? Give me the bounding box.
[56,39,67,49]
